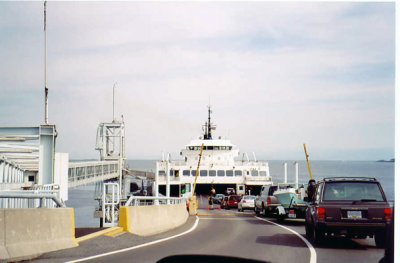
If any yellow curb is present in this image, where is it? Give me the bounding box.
[76,226,122,243]
[104,227,124,237]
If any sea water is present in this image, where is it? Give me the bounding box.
[67,160,395,227]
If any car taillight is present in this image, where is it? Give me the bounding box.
[243,200,246,203]
[317,207,326,221]
[267,197,271,205]
[384,208,392,222]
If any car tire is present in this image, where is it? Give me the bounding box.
[255,207,260,215]
[374,231,386,248]
[305,221,312,239]
[310,224,323,246]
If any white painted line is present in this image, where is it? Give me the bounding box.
[66,216,200,263]
[200,218,257,221]
[255,216,317,263]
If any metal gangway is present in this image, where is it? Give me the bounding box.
[68,161,120,188]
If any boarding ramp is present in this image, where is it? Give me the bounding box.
[68,161,119,188]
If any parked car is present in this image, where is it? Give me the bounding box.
[305,177,392,247]
[254,185,280,216]
[213,194,225,204]
[221,195,241,209]
[238,195,256,212]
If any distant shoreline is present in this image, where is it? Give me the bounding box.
[377,159,395,163]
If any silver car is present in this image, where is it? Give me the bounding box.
[238,195,256,212]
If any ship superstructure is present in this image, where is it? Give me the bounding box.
[155,106,272,197]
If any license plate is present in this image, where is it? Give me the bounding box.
[288,210,296,218]
[347,211,362,219]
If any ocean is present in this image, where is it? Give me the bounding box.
[67,160,395,227]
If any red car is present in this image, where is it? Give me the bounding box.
[221,195,241,209]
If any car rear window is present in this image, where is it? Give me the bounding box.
[323,182,384,201]
[244,196,255,200]
[229,196,241,201]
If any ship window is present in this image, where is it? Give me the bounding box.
[183,170,190,176]
[214,146,220,150]
[226,170,233,176]
[206,146,213,150]
[260,171,267,176]
[251,170,258,176]
[217,170,225,176]
[169,170,174,176]
[228,146,232,150]
[200,170,207,176]
[209,170,216,176]
[191,170,197,176]
[235,170,242,176]
[158,170,165,176]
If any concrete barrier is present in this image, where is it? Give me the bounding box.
[0,208,78,262]
[120,203,188,236]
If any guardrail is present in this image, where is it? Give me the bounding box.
[0,184,64,208]
[0,191,64,208]
[125,196,186,206]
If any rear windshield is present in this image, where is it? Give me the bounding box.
[243,195,255,200]
[229,195,241,201]
[323,182,384,201]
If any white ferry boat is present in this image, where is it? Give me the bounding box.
[155,107,272,198]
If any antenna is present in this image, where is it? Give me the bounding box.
[44,1,48,124]
[113,83,117,122]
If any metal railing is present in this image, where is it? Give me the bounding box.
[125,196,186,206]
[0,184,64,208]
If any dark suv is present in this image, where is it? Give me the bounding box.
[305,177,392,247]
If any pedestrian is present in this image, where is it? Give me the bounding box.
[208,195,213,210]
[306,179,316,202]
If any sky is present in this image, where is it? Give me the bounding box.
[0,1,395,161]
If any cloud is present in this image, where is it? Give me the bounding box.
[0,2,395,160]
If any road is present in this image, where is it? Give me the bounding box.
[65,205,384,263]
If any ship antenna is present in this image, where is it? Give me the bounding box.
[208,105,212,139]
[44,1,48,124]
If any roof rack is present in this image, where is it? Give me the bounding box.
[322,177,377,182]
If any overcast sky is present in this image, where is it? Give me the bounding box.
[0,2,395,161]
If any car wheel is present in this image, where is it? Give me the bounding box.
[305,221,312,239]
[374,231,386,248]
[255,207,260,215]
[310,224,323,246]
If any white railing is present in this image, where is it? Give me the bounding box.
[0,184,64,208]
[125,196,186,206]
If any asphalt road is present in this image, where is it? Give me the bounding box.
[73,210,384,263]
[35,197,386,263]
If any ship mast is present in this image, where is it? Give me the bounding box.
[203,105,215,140]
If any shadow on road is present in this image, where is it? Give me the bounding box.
[256,234,306,248]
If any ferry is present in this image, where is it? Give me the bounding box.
[155,106,273,198]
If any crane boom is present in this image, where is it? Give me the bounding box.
[192,143,204,197]
[303,143,313,179]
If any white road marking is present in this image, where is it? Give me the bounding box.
[200,217,258,220]
[255,216,317,263]
[66,216,200,263]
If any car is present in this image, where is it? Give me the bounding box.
[254,185,280,216]
[221,195,241,209]
[213,194,225,204]
[226,188,236,195]
[305,177,392,247]
[238,195,256,212]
